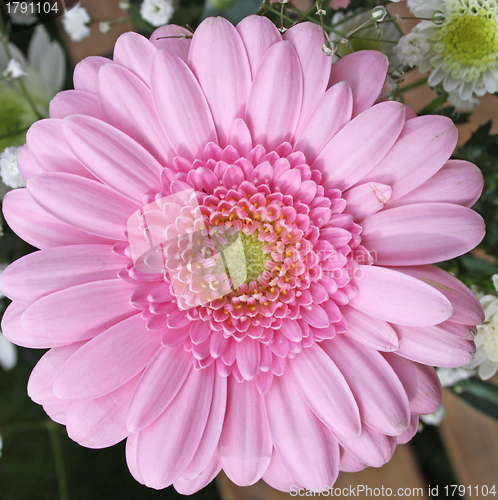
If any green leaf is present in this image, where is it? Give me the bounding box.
[453,377,498,421]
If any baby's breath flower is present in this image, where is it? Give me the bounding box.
[0,146,25,188]
[419,405,446,426]
[140,0,174,27]
[2,59,27,79]
[62,3,91,42]
[394,31,431,67]
[99,21,111,34]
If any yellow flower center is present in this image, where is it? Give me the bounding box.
[432,0,498,80]
[215,232,268,288]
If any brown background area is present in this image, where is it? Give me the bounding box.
[58,1,498,498]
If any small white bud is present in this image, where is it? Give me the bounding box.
[2,59,26,79]
[371,5,388,22]
[432,11,446,25]
[390,69,405,84]
[322,40,338,56]
[99,21,111,34]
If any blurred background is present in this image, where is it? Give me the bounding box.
[0,1,497,499]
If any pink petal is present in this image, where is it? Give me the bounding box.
[26,119,93,178]
[49,90,103,119]
[280,318,303,342]
[312,101,405,191]
[334,424,396,467]
[28,342,85,406]
[350,266,453,327]
[343,182,392,221]
[362,115,458,202]
[0,244,123,304]
[360,203,485,266]
[264,373,340,489]
[219,377,272,485]
[328,50,389,117]
[182,375,227,480]
[22,280,136,342]
[284,22,332,134]
[63,115,163,201]
[393,323,475,368]
[73,56,110,93]
[125,434,144,484]
[98,64,175,166]
[17,145,42,181]
[388,160,483,209]
[396,415,419,444]
[383,353,441,415]
[53,314,161,401]
[1,301,70,348]
[66,374,139,448]
[135,365,215,489]
[288,343,361,437]
[342,307,399,351]
[245,41,303,151]
[236,337,261,381]
[2,189,114,249]
[188,17,252,147]
[262,449,301,492]
[339,448,367,472]
[173,454,222,495]
[236,15,281,78]
[150,25,192,62]
[28,173,138,240]
[126,346,192,432]
[113,32,157,86]
[228,118,253,158]
[392,265,483,325]
[43,403,72,425]
[152,50,218,160]
[294,81,353,164]
[322,336,411,436]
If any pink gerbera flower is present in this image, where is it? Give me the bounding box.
[0,16,485,494]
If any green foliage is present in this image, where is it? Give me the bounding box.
[457,121,498,256]
[453,377,498,421]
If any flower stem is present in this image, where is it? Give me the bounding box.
[399,76,429,93]
[46,421,69,500]
[419,92,448,114]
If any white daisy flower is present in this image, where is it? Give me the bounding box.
[140,0,174,27]
[62,3,91,42]
[0,146,25,189]
[465,275,498,380]
[448,89,480,109]
[408,0,498,100]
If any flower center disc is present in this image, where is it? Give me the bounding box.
[434,0,498,79]
[220,232,268,288]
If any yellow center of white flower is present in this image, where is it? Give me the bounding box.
[482,316,498,363]
[432,0,498,81]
